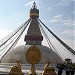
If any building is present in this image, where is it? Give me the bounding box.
[0,2,74,75]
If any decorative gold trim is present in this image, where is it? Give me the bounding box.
[25,45,41,64]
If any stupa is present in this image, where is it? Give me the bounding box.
[1,2,62,64]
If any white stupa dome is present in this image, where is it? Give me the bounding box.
[1,45,62,64]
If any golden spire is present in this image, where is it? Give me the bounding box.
[29,64,37,75]
[9,60,24,75]
[16,60,21,69]
[43,62,57,75]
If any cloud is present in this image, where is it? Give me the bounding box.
[49,19,60,23]
[58,0,73,6]
[47,7,53,11]
[25,1,34,7]
[62,29,75,37]
[49,14,63,23]
[63,19,75,26]
[49,14,74,27]
[0,28,12,40]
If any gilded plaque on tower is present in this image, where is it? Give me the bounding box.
[25,45,41,64]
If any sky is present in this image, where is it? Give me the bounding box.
[0,0,75,61]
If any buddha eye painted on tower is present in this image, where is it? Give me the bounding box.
[29,2,39,19]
